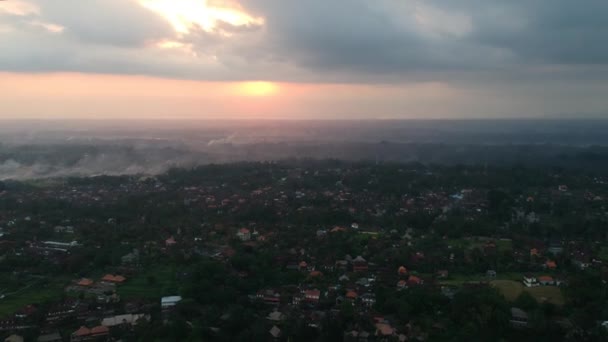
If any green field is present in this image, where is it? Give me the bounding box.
[117,265,178,299]
[491,280,564,306]
[0,278,67,317]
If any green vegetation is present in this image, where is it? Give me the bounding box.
[118,264,178,299]
[491,280,564,306]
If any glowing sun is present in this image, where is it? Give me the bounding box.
[237,81,279,97]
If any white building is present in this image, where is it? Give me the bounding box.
[161,296,182,309]
[237,228,251,241]
[523,275,538,287]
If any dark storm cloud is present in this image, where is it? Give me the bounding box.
[245,0,608,74]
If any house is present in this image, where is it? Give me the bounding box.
[101,313,148,327]
[375,323,395,337]
[161,296,182,309]
[267,311,285,322]
[545,260,557,269]
[352,256,368,272]
[101,274,126,283]
[37,332,62,342]
[4,335,23,342]
[236,228,251,241]
[71,326,109,342]
[407,275,423,286]
[538,275,554,286]
[530,248,540,257]
[361,293,376,307]
[346,290,358,301]
[256,289,281,305]
[397,280,407,289]
[338,274,350,282]
[335,260,348,270]
[304,289,320,303]
[165,236,176,246]
[299,261,308,271]
[510,307,529,328]
[121,249,140,265]
[269,326,281,339]
[309,270,323,278]
[397,266,408,276]
[548,243,563,255]
[486,270,497,278]
[523,275,538,287]
[331,226,346,233]
[77,278,94,287]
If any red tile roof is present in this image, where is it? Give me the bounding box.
[77,278,93,287]
[73,326,91,337]
[101,274,126,283]
[91,326,109,335]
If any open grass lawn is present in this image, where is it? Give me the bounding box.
[491,280,524,301]
[491,280,565,306]
[526,285,565,306]
[0,278,67,317]
[117,264,177,300]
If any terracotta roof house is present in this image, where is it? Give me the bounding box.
[546,260,557,269]
[398,266,408,276]
[304,290,320,302]
[346,290,358,300]
[538,275,555,286]
[71,327,90,341]
[330,226,346,233]
[408,275,423,286]
[165,236,176,246]
[309,270,323,278]
[101,274,126,283]
[90,325,109,336]
[375,323,395,337]
[76,278,93,287]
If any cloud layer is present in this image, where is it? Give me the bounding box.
[1,0,607,83]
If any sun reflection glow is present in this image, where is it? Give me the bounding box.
[237,81,279,97]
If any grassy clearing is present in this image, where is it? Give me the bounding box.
[491,280,564,306]
[0,278,67,317]
[526,286,565,306]
[117,264,177,300]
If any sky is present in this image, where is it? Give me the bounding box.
[1,0,608,120]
